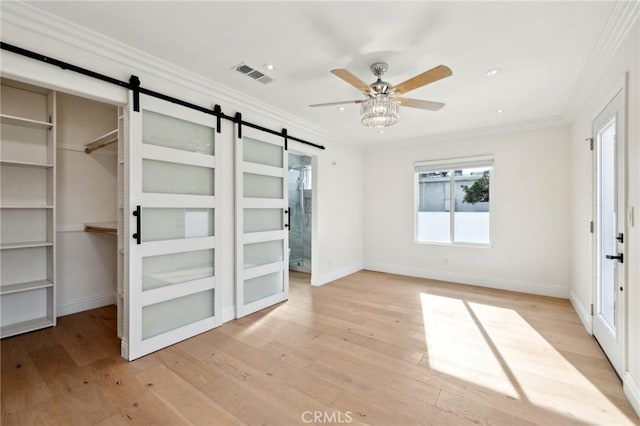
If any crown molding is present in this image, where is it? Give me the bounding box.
[0,1,346,149]
[364,115,569,152]
[564,0,640,120]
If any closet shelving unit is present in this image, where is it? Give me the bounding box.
[0,79,57,338]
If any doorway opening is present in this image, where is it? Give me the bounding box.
[288,153,312,276]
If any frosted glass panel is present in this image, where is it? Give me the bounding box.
[143,159,214,196]
[244,271,283,305]
[142,289,214,339]
[244,173,283,199]
[143,110,214,154]
[244,240,283,268]
[243,137,282,168]
[244,209,282,233]
[143,249,214,291]
[142,208,214,242]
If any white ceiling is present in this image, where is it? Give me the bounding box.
[25,1,615,148]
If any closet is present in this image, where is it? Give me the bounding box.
[1,69,288,360]
[1,78,122,338]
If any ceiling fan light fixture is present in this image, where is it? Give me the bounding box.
[360,95,399,128]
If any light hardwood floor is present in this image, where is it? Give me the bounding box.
[2,270,639,425]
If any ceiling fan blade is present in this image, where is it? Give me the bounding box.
[391,65,452,95]
[309,99,364,107]
[397,98,445,111]
[331,69,373,94]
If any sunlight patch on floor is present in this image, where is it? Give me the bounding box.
[419,292,520,398]
[420,292,633,424]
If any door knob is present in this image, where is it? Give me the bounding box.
[605,253,623,263]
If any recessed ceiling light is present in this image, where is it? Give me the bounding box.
[486,68,501,76]
[264,63,274,71]
[496,108,505,113]
[378,129,384,134]
[338,106,345,111]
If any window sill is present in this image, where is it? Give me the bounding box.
[414,240,493,249]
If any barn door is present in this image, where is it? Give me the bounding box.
[235,125,289,318]
[125,94,222,360]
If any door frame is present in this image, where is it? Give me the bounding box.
[591,75,627,378]
[287,149,318,280]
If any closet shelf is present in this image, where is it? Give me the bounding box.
[0,241,53,250]
[84,222,117,236]
[0,114,53,129]
[1,316,54,339]
[0,205,54,209]
[0,159,54,168]
[84,129,118,154]
[1,280,53,295]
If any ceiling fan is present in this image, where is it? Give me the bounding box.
[310,62,452,128]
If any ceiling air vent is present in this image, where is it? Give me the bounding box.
[247,70,264,80]
[233,62,274,85]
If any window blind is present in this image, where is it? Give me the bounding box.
[414,155,494,173]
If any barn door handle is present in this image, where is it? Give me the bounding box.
[284,209,291,229]
[132,205,141,245]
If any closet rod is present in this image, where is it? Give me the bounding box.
[85,129,118,154]
[0,42,326,151]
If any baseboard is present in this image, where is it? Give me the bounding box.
[57,292,116,317]
[222,306,236,323]
[310,264,363,287]
[363,263,569,298]
[624,372,640,418]
[569,288,592,334]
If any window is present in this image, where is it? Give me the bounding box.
[415,156,493,245]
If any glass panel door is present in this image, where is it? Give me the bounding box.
[235,126,288,318]
[592,88,625,378]
[126,94,221,360]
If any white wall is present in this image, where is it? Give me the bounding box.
[363,125,572,298]
[0,11,364,320]
[569,21,640,414]
[56,93,118,316]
